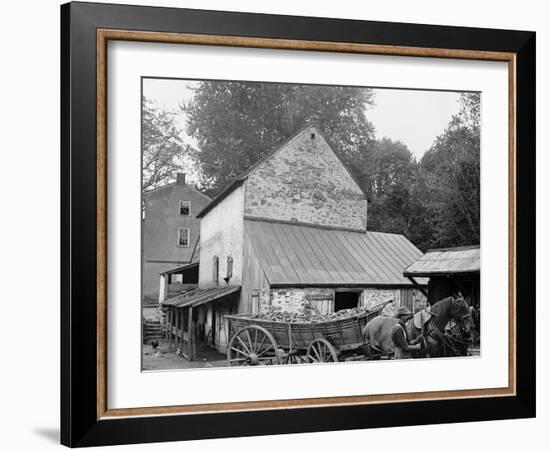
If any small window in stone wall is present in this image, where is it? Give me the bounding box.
[177,227,190,247]
[179,200,190,216]
[311,190,327,202]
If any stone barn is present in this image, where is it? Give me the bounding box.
[162,124,426,357]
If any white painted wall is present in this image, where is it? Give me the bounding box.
[198,184,245,287]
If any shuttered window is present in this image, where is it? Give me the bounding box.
[226,256,233,279]
[213,256,219,285]
[177,228,189,247]
[179,200,190,216]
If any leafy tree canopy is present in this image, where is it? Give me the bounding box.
[142,97,187,192]
[184,81,375,196]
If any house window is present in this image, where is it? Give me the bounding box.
[177,228,190,247]
[226,256,233,279]
[179,200,190,216]
[170,274,183,284]
[213,256,219,285]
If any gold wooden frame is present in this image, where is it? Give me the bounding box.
[96,29,516,420]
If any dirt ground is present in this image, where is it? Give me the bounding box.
[142,340,227,371]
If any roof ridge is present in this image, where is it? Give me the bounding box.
[426,244,480,252]
[143,181,211,201]
[244,216,366,233]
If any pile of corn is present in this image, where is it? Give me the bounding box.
[254,306,369,323]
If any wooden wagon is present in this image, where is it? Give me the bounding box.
[225,300,391,366]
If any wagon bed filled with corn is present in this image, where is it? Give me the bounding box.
[225,300,392,366]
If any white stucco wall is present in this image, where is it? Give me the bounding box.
[198,185,245,288]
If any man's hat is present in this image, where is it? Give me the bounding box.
[395,306,413,318]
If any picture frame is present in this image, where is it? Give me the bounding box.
[60,1,535,447]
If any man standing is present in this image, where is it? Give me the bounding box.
[391,307,422,359]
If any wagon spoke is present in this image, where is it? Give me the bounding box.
[246,329,253,352]
[230,347,250,358]
[311,344,321,361]
[256,344,274,358]
[251,328,257,352]
[257,332,268,351]
[235,335,251,353]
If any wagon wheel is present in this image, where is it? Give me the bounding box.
[227,325,281,366]
[286,350,309,365]
[306,338,339,363]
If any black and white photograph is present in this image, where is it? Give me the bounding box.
[141,78,481,370]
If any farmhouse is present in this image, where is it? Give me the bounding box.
[142,173,210,302]
[162,125,427,358]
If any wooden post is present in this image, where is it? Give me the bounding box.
[406,276,428,298]
[180,309,185,355]
[188,306,194,361]
[175,308,179,348]
[167,308,173,348]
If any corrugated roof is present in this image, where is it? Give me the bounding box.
[159,263,198,276]
[245,219,424,286]
[163,285,241,308]
[404,245,480,276]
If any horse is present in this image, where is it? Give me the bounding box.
[362,296,474,359]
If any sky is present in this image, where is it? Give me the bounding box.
[143,78,463,161]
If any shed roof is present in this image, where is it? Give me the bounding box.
[163,285,241,308]
[159,263,198,276]
[245,219,425,287]
[403,245,480,277]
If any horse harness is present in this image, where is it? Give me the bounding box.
[423,308,472,357]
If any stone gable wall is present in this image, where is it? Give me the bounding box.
[244,127,367,230]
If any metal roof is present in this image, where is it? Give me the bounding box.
[159,263,198,276]
[403,245,480,277]
[245,219,425,286]
[163,285,241,308]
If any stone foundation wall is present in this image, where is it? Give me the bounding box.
[257,287,425,317]
[360,288,400,316]
[259,288,333,315]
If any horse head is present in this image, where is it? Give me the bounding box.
[450,297,475,339]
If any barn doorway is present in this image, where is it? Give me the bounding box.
[334,291,360,311]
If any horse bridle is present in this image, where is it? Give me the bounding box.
[424,298,473,356]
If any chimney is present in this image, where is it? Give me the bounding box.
[176,173,186,185]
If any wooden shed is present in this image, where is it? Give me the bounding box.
[403,245,480,307]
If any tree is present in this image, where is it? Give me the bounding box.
[142,97,187,192]
[417,93,480,248]
[365,137,418,235]
[184,81,375,196]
